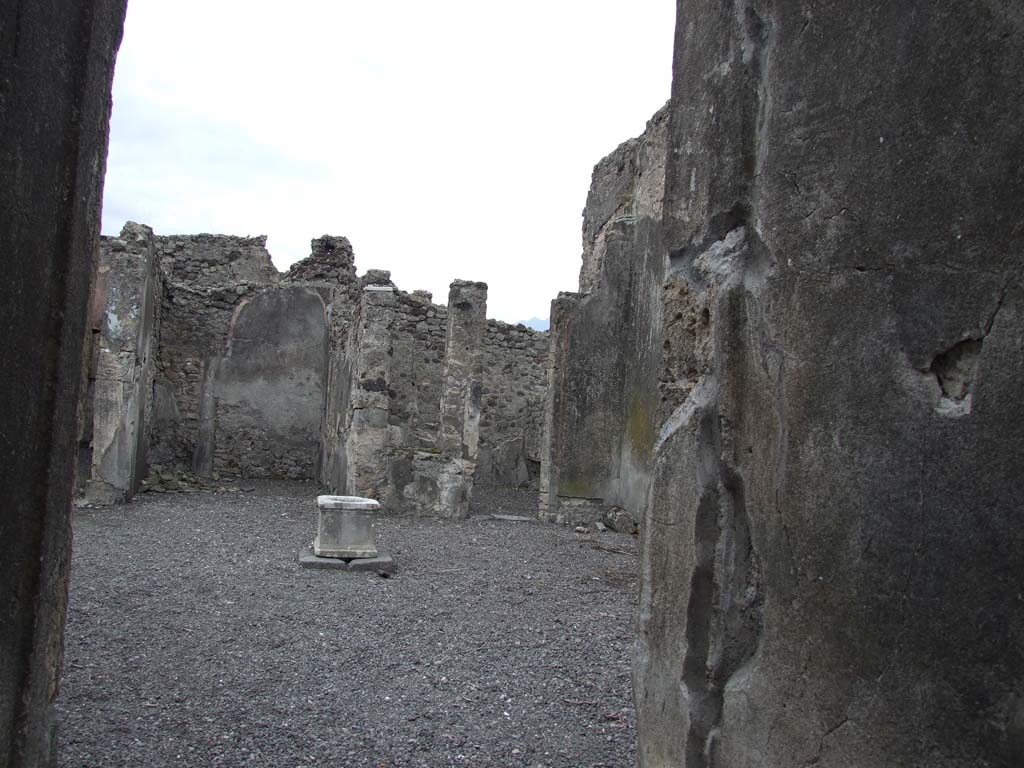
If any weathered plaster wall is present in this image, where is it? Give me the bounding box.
[436,281,489,460]
[336,279,453,516]
[321,272,449,498]
[149,233,280,470]
[139,232,358,481]
[0,1,127,764]
[214,285,330,479]
[478,321,549,487]
[540,107,668,525]
[83,223,162,503]
[282,236,363,487]
[636,3,1024,767]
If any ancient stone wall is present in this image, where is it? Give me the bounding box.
[84,225,546,505]
[338,283,399,500]
[149,233,280,471]
[635,2,1024,766]
[284,236,363,486]
[332,280,472,517]
[320,273,450,497]
[132,232,359,482]
[213,285,330,479]
[0,0,127,763]
[539,106,668,525]
[389,289,448,452]
[324,278,541,519]
[478,321,549,487]
[83,223,162,503]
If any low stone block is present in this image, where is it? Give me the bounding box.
[296,546,396,576]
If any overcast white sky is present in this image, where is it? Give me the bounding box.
[102,1,675,324]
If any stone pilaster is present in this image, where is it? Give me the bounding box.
[437,280,488,459]
[538,291,581,522]
[343,285,397,500]
[427,281,487,519]
[85,222,161,503]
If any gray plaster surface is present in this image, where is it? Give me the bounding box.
[634,3,1024,765]
[57,482,638,768]
[0,0,128,762]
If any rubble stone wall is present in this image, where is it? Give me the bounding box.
[635,2,1024,766]
[321,278,451,503]
[326,279,543,520]
[389,291,448,452]
[540,107,669,525]
[85,227,548,503]
[332,280,485,518]
[340,285,399,501]
[477,321,549,487]
[149,233,280,470]
[282,236,363,487]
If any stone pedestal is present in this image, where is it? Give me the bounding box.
[312,495,379,559]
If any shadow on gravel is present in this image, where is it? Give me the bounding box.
[57,482,639,768]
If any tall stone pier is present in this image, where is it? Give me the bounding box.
[0,1,128,765]
[343,284,398,501]
[538,108,668,526]
[437,280,488,460]
[84,224,161,503]
[635,2,1024,767]
[429,280,488,519]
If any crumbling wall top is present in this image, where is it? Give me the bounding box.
[156,233,279,287]
[284,235,357,284]
[579,104,669,293]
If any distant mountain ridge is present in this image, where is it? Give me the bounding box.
[517,316,549,331]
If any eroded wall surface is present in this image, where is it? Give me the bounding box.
[477,322,549,487]
[135,232,358,480]
[84,223,162,503]
[389,290,448,453]
[215,286,330,479]
[0,1,127,763]
[540,107,668,525]
[636,3,1024,766]
[87,225,546,498]
[149,233,280,471]
[334,280,496,518]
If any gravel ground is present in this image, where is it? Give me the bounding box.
[57,482,640,768]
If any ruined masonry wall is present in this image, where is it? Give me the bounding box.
[86,225,547,498]
[328,279,548,520]
[478,321,549,487]
[83,223,162,504]
[149,234,279,470]
[389,290,448,451]
[540,106,668,525]
[212,285,330,479]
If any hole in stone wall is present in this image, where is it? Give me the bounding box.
[929,337,982,417]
